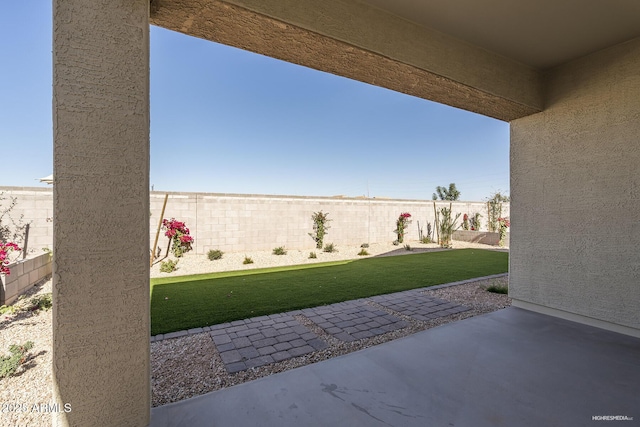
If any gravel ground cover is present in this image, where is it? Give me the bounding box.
[1,240,510,425]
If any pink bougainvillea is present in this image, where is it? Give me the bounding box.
[162,218,193,257]
[0,242,21,275]
[394,212,412,243]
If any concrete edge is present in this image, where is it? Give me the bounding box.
[512,299,640,339]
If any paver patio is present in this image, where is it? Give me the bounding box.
[153,288,470,374]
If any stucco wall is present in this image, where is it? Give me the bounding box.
[52,0,150,425]
[510,38,640,333]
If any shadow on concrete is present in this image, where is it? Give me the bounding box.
[151,307,640,426]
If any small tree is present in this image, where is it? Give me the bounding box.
[432,183,461,201]
[394,212,412,243]
[309,211,331,249]
[487,192,510,232]
[470,212,482,231]
[0,192,30,246]
[161,218,193,257]
[437,205,461,248]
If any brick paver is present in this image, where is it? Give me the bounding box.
[371,291,470,321]
[210,314,328,373]
[159,287,471,374]
[301,301,408,342]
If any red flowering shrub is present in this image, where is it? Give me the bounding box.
[394,213,412,243]
[497,217,510,246]
[462,213,469,230]
[162,218,193,257]
[0,242,21,275]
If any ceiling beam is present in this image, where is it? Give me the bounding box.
[151,0,543,121]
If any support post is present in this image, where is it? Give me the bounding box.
[52,1,150,425]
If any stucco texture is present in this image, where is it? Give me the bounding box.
[52,0,150,425]
[510,38,640,332]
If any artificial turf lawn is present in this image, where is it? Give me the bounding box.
[150,248,508,335]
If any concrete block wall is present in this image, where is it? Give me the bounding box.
[2,187,510,256]
[1,251,52,305]
[453,230,509,247]
[0,187,54,252]
[149,191,509,254]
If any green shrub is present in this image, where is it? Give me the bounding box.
[309,211,331,249]
[207,249,224,261]
[0,305,18,316]
[436,205,461,248]
[272,247,287,256]
[0,342,34,378]
[404,244,412,251]
[30,294,52,311]
[486,284,508,294]
[160,259,178,273]
[357,249,369,256]
[323,243,337,253]
[420,236,433,244]
[243,256,254,264]
[308,252,317,259]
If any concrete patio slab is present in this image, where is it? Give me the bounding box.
[151,307,640,427]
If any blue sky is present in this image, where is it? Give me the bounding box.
[1,2,509,202]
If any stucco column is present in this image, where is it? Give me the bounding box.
[53,1,150,426]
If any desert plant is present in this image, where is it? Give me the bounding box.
[404,244,412,251]
[432,183,460,201]
[308,252,317,259]
[243,256,254,264]
[394,212,412,243]
[30,294,52,311]
[162,218,193,258]
[487,192,509,232]
[272,247,287,255]
[309,211,331,249]
[0,192,30,248]
[323,243,337,253]
[0,242,21,275]
[497,217,510,246]
[470,213,482,231]
[357,249,369,256]
[418,221,433,243]
[207,249,224,261]
[486,284,508,294]
[160,259,178,273]
[0,304,18,316]
[462,214,469,230]
[0,341,34,379]
[437,204,461,248]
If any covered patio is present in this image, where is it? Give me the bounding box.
[52,0,639,425]
[149,307,640,426]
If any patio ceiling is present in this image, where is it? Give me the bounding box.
[149,0,640,121]
[359,0,640,69]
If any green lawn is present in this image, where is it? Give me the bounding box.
[150,248,508,335]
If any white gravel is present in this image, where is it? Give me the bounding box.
[150,240,508,279]
[1,240,510,425]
